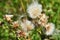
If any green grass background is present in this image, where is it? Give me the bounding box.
[0,0,60,40]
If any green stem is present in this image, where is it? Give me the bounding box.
[20,0,26,13]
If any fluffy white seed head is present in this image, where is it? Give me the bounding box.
[27,2,42,18]
[45,23,55,35]
[20,19,35,32]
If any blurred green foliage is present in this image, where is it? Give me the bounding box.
[0,0,60,40]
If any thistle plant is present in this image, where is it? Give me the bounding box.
[0,0,60,40]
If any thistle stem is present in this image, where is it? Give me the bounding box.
[20,0,26,13]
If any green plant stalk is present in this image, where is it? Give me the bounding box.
[20,0,26,13]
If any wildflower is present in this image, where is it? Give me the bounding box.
[27,1,42,18]
[45,23,55,35]
[38,14,48,26]
[4,15,13,22]
[20,19,35,32]
[17,30,29,37]
[12,21,19,28]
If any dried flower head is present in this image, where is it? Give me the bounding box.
[4,15,13,22]
[12,21,19,28]
[38,14,48,26]
[17,30,29,37]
